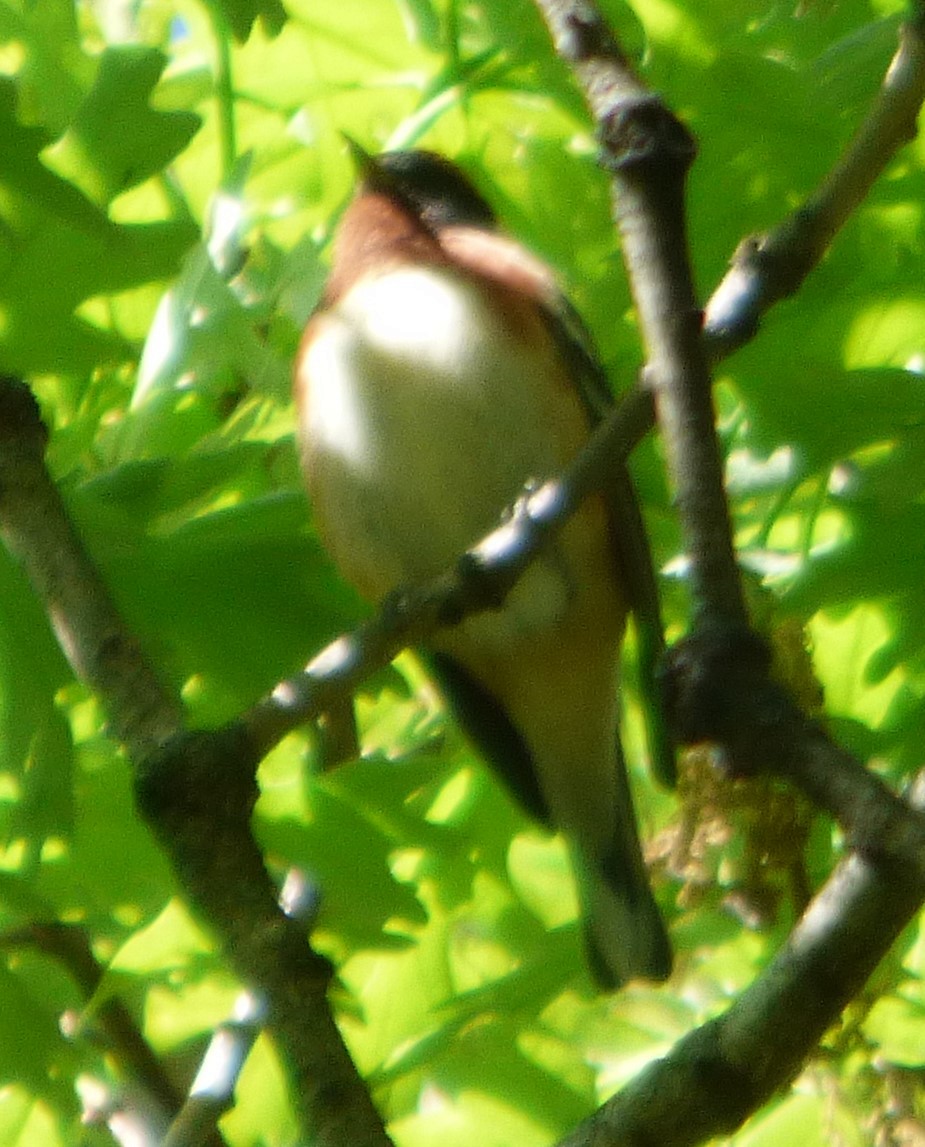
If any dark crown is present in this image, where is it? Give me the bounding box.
[364,149,497,232]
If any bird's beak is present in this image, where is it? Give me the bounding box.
[341,134,380,184]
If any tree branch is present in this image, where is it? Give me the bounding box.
[0,378,182,759]
[521,3,925,1145]
[3,5,923,1145]
[533,0,746,632]
[704,10,925,356]
[0,377,391,1147]
[560,846,922,1147]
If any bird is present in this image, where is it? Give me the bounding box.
[293,144,671,988]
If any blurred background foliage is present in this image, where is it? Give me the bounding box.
[0,0,923,1143]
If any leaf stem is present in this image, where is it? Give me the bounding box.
[205,0,237,178]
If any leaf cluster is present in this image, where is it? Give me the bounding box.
[0,0,923,1144]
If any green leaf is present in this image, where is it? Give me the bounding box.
[0,962,79,1109]
[0,549,71,822]
[216,0,287,42]
[0,79,197,372]
[864,994,925,1067]
[48,46,200,205]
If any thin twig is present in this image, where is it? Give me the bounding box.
[244,382,655,756]
[705,13,925,355]
[162,994,263,1147]
[0,922,185,1125]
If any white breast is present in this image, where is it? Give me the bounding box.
[300,264,590,642]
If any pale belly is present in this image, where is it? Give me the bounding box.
[297,264,619,652]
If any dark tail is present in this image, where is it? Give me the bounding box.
[575,843,671,989]
[573,740,671,989]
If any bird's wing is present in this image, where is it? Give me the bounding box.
[438,224,674,787]
[423,650,552,824]
[546,300,676,788]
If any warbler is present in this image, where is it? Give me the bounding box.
[294,146,671,987]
